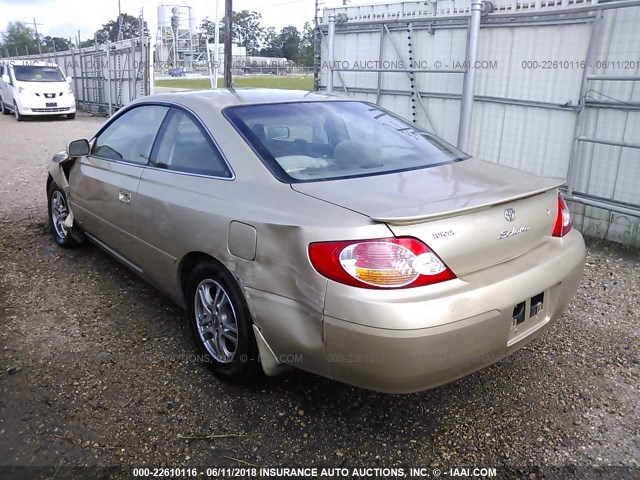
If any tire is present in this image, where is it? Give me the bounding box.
[67,112,76,120]
[47,183,82,248]
[187,260,260,383]
[14,102,23,122]
[0,99,9,115]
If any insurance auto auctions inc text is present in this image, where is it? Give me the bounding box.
[240,466,498,478]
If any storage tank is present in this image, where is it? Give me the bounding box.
[157,4,194,34]
[157,4,168,27]
[156,3,198,69]
[189,8,198,33]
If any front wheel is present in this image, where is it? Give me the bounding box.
[67,112,76,120]
[187,261,260,383]
[14,102,24,122]
[47,183,82,248]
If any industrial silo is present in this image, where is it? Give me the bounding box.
[155,3,198,71]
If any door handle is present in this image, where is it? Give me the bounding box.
[118,190,132,204]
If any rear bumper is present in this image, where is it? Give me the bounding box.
[322,231,586,393]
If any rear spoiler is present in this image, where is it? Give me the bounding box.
[371,180,564,226]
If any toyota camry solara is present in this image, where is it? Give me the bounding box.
[46,89,586,393]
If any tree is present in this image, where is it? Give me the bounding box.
[230,10,264,54]
[259,27,281,57]
[90,13,148,45]
[0,22,40,56]
[279,26,301,63]
[201,10,264,55]
[42,36,73,52]
[200,18,217,43]
[79,38,97,49]
[298,22,314,67]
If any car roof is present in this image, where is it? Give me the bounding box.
[134,88,346,113]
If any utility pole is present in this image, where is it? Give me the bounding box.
[32,18,43,56]
[224,0,232,88]
[117,0,124,41]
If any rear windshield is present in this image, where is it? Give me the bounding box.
[13,65,65,82]
[224,101,469,182]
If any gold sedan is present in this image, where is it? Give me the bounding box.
[46,89,586,393]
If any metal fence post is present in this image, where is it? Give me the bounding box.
[148,38,154,96]
[327,14,336,94]
[71,49,78,104]
[457,0,484,153]
[566,9,604,197]
[376,24,384,105]
[106,43,113,116]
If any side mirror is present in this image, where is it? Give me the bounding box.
[67,139,90,157]
[1,74,9,84]
[67,76,73,83]
[267,125,290,140]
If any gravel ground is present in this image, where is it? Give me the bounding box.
[0,113,638,478]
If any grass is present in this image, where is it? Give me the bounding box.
[155,75,314,91]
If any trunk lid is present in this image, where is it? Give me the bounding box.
[292,159,563,275]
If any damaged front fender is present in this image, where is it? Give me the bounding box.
[48,150,78,230]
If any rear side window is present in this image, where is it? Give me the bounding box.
[151,108,231,177]
[92,106,169,165]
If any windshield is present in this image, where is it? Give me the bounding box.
[224,101,469,182]
[13,65,66,82]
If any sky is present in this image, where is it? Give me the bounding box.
[0,0,393,43]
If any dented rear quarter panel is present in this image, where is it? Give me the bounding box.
[133,163,392,377]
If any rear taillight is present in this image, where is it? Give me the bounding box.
[308,237,456,289]
[552,193,572,237]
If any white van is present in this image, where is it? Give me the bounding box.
[0,60,76,121]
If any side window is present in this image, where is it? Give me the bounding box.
[152,108,231,177]
[92,106,169,165]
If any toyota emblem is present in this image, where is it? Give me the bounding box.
[504,208,516,222]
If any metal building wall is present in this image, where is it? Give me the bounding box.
[321,0,640,246]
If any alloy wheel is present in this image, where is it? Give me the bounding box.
[194,279,239,363]
[50,190,69,239]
